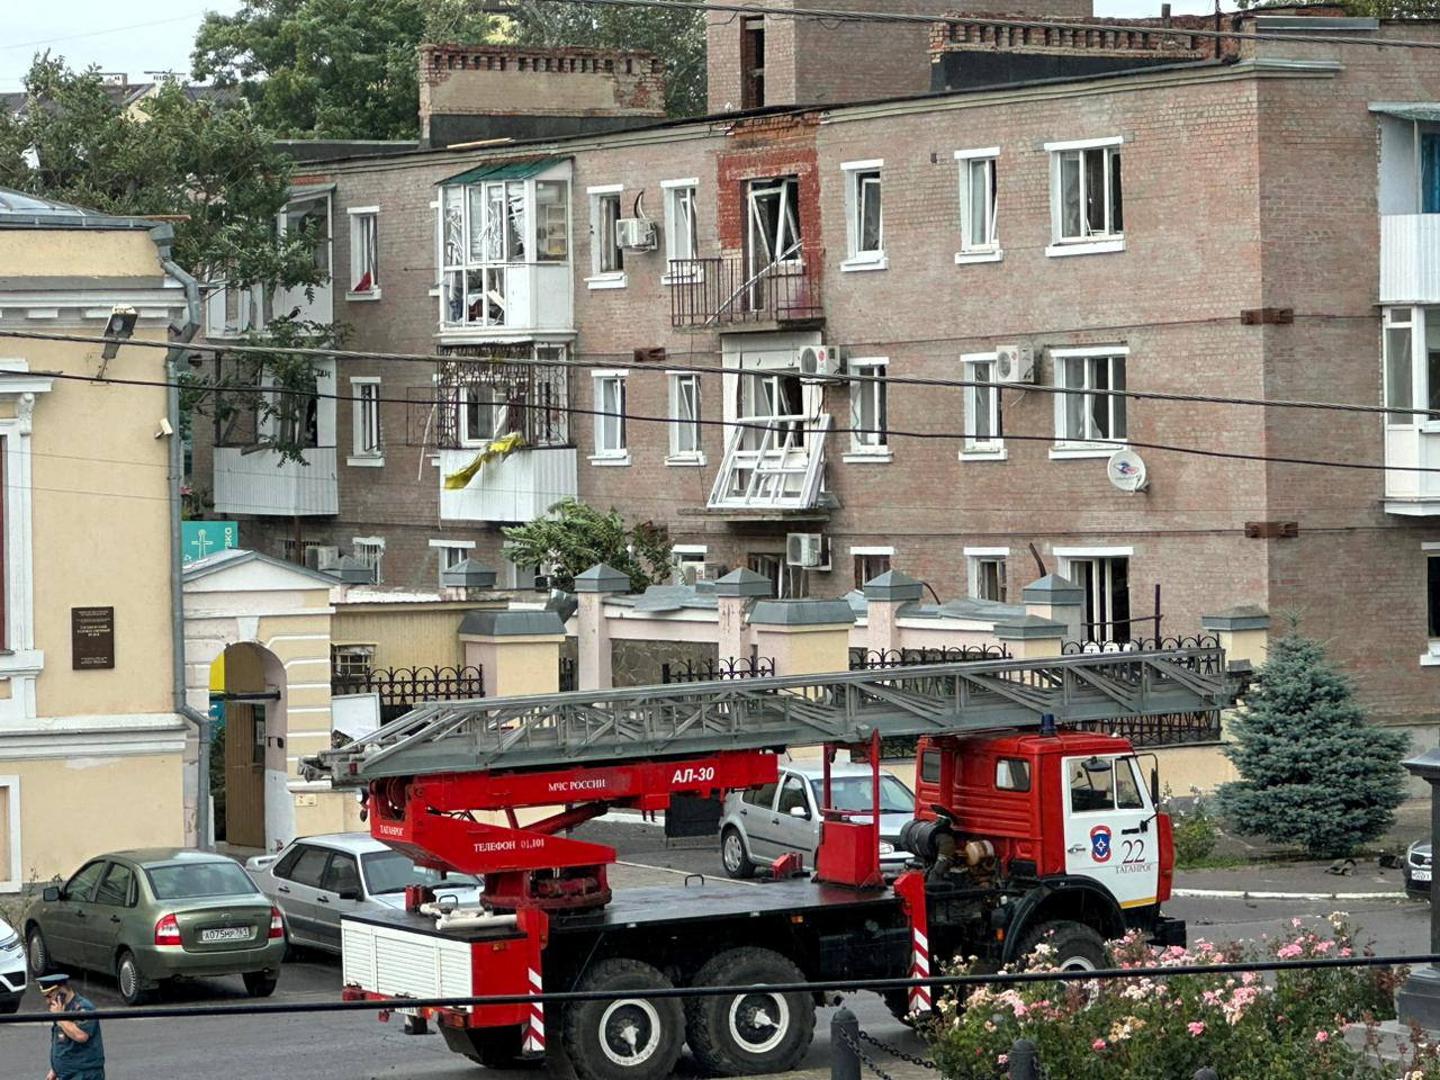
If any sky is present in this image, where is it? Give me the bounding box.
[0,0,1236,94]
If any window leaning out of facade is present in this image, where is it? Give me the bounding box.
[439,172,570,330]
[591,370,628,463]
[955,148,1001,263]
[846,358,889,461]
[667,372,702,464]
[852,547,893,590]
[348,207,379,298]
[1051,347,1128,456]
[587,185,625,288]
[966,548,1008,602]
[961,352,1004,458]
[841,160,884,270]
[1046,136,1124,256]
[662,179,699,283]
[349,377,382,466]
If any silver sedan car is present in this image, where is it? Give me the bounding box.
[719,762,915,878]
[246,833,482,953]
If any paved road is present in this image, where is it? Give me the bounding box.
[0,821,1429,1080]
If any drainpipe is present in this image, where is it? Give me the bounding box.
[150,223,214,851]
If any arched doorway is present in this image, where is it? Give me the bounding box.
[210,643,293,850]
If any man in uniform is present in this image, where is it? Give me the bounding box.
[39,973,105,1080]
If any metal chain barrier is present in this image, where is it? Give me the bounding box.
[856,1027,939,1071]
[835,1023,900,1080]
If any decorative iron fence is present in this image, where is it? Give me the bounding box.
[849,644,1011,670]
[661,655,777,683]
[1063,634,1223,674]
[332,665,485,723]
[669,256,823,328]
[1074,709,1223,748]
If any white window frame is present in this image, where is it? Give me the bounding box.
[590,369,630,464]
[0,774,19,893]
[672,543,709,583]
[456,383,504,449]
[429,538,475,584]
[662,178,700,285]
[961,351,1004,459]
[965,547,1010,603]
[348,376,382,466]
[845,357,890,462]
[586,184,627,289]
[1045,136,1125,257]
[850,545,895,590]
[841,159,886,271]
[667,371,703,465]
[353,536,386,584]
[1050,346,1129,458]
[347,206,380,300]
[955,148,1002,264]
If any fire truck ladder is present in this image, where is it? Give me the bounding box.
[304,648,1233,912]
[309,647,1233,785]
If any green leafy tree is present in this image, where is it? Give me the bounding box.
[0,56,319,291]
[507,0,706,118]
[502,499,672,592]
[1216,628,1409,858]
[191,0,502,140]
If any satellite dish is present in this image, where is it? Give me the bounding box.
[1106,448,1149,493]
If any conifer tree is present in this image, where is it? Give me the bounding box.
[1217,629,1409,858]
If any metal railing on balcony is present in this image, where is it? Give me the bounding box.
[669,255,822,328]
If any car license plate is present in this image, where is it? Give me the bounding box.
[200,927,254,943]
[1415,868,1432,883]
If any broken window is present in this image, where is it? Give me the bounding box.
[742,16,765,109]
[747,178,802,271]
[963,355,1003,453]
[958,152,998,253]
[843,164,883,263]
[1053,141,1123,243]
[669,373,701,459]
[593,372,627,457]
[848,360,887,452]
[1054,352,1127,446]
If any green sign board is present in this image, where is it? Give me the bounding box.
[182,521,239,564]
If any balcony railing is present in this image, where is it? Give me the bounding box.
[439,445,577,523]
[213,446,339,517]
[1381,214,1440,305]
[669,256,822,328]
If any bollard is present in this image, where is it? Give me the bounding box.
[831,1007,861,1080]
[1194,1070,1220,1080]
[1007,1038,1040,1080]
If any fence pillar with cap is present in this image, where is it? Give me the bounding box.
[749,599,856,680]
[1200,605,1270,672]
[459,610,566,698]
[863,569,924,653]
[714,567,772,662]
[1022,574,1084,643]
[993,615,1067,660]
[574,563,629,691]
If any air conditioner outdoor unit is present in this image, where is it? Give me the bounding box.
[995,345,1036,385]
[786,532,829,569]
[305,545,342,572]
[615,218,658,251]
[797,344,839,382]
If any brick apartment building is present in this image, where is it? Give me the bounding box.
[189,4,1440,735]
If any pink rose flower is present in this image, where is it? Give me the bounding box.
[1188,1021,1206,1037]
[1315,1030,1330,1043]
[1092,1038,1108,1052]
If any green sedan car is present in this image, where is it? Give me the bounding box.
[24,849,285,1005]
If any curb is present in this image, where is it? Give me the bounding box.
[1174,887,1410,901]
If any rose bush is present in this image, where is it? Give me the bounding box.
[928,916,1428,1079]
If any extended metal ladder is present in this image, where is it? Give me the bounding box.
[307,647,1234,787]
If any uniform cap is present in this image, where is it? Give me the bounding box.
[37,973,70,993]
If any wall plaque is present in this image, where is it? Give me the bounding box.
[72,606,115,670]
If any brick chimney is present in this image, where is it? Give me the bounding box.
[419,44,668,149]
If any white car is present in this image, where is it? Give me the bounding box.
[0,916,25,1013]
[246,833,482,954]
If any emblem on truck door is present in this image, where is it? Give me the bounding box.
[1090,825,1113,863]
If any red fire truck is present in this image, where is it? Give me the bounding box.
[305,650,1229,1080]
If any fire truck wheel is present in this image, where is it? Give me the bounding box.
[1015,919,1107,971]
[562,958,684,1080]
[721,829,755,879]
[685,947,814,1076]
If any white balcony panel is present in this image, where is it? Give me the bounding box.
[1384,425,1440,513]
[439,447,577,523]
[272,278,334,325]
[1381,215,1440,304]
[213,447,338,517]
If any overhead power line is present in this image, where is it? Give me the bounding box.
[530,0,1440,53]
[0,328,1431,422]
[22,353,1440,478]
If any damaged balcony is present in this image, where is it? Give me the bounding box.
[696,412,834,521]
[669,255,823,329]
[436,350,577,523]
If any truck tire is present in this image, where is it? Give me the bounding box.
[561,958,684,1080]
[721,828,755,879]
[686,947,815,1076]
[1015,919,1107,971]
